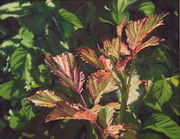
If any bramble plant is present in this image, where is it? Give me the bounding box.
[24,13,171,138]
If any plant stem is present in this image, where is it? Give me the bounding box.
[118,57,136,123]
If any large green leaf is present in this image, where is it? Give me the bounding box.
[20,99,40,121]
[151,78,173,106]
[134,1,155,16]
[0,80,27,100]
[59,9,84,30]
[10,47,33,86]
[143,113,180,138]
[0,2,31,20]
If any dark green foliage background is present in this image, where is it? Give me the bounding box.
[0,0,179,139]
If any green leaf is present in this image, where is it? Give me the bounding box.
[25,90,62,108]
[134,1,155,16]
[10,47,32,84]
[0,2,31,19]
[19,27,34,44]
[98,17,114,25]
[8,109,28,130]
[169,75,180,87]
[151,78,173,106]
[143,113,180,138]
[59,9,84,30]
[20,99,40,121]
[0,80,27,100]
[98,105,115,128]
[169,93,180,116]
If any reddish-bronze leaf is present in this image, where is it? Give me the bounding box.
[77,48,105,70]
[24,90,62,107]
[87,74,118,104]
[103,124,124,138]
[126,13,168,52]
[93,70,112,83]
[116,17,127,37]
[115,56,132,73]
[45,101,97,123]
[45,53,85,94]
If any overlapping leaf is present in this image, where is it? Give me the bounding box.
[45,52,85,94]
[87,74,118,104]
[24,90,62,107]
[45,101,97,123]
[125,13,168,53]
[115,56,132,73]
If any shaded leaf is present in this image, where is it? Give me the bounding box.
[45,53,85,94]
[115,56,131,73]
[98,105,115,128]
[92,70,112,83]
[59,9,83,30]
[45,101,97,123]
[143,113,180,138]
[24,90,62,108]
[87,74,118,104]
[151,78,173,106]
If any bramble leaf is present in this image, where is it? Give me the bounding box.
[59,9,84,30]
[45,53,85,94]
[45,101,97,123]
[125,13,168,53]
[77,48,105,70]
[87,74,118,104]
[98,105,116,128]
[151,78,173,106]
[24,90,62,108]
[143,113,180,138]
[115,56,131,73]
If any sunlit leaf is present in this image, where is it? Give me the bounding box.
[24,90,62,107]
[151,78,173,106]
[92,70,112,83]
[45,52,85,94]
[126,13,168,53]
[77,48,105,70]
[143,113,180,138]
[87,74,118,104]
[45,101,97,123]
[59,9,84,30]
[103,124,124,138]
[100,38,130,59]
[116,17,127,36]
